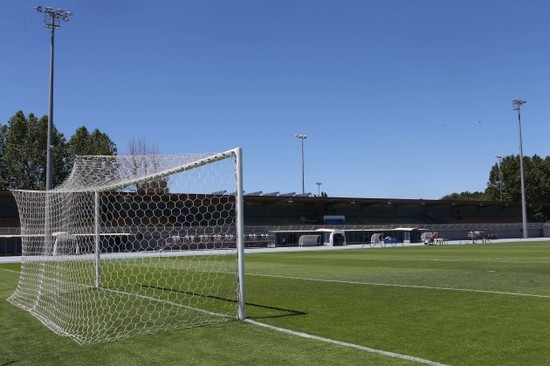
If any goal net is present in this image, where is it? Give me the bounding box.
[7,148,245,344]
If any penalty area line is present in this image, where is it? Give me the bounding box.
[245,319,449,366]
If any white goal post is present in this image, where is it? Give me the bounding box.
[7,148,245,344]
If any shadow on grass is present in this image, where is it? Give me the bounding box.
[138,283,307,320]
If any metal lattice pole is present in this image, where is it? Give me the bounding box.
[35,6,73,190]
[295,134,307,194]
[513,99,528,239]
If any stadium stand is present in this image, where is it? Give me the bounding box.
[1,189,549,255]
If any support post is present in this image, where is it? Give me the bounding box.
[94,191,101,288]
[234,148,246,320]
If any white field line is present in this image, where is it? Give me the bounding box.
[245,319,449,366]
[248,272,550,300]
[289,256,550,265]
[409,258,550,265]
[0,267,20,275]
[102,287,233,320]
[50,276,237,322]
[5,267,232,323]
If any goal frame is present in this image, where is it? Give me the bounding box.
[9,147,246,342]
[88,148,246,320]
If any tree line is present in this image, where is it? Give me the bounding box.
[442,155,550,202]
[442,154,550,221]
[0,111,117,190]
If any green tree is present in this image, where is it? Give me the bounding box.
[486,155,550,203]
[1,111,70,189]
[0,124,7,187]
[66,126,117,156]
[440,191,488,201]
[0,112,118,190]
[485,154,550,221]
[66,126,117,171]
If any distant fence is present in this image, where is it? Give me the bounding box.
[1,222,549,256]
[0,227,22,256]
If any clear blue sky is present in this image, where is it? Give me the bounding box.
[2,0,550,199]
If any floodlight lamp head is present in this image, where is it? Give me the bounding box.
[35,5,42,12]
[295,134,307,140]
[512,98,526,110]
[495,155,502,159]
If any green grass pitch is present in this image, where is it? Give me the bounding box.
[1,241,550,365]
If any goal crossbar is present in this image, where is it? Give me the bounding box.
[54,149,241,194]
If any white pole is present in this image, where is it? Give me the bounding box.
[234,147,246,320]
[94,191,101,288]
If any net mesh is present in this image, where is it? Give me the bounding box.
[8,150,242,344]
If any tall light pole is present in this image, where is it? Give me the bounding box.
[316,182,322,196]
[295,134,307,194]
[35,6,73,190]
[513,99,528,239]
[495,155,503,201]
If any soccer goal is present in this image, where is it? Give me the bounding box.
[7,148,245,344]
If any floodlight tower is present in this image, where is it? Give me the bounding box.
[316,182,322,196]
[512,98,528,238]
[295,134,307,194]
[495,155,503,201]
[35,5,73,190]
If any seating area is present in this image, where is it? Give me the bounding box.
[365,233,403,248]
[463,230,495,244]
[420,231,449,245]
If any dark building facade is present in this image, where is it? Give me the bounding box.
[1,189,547,255]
